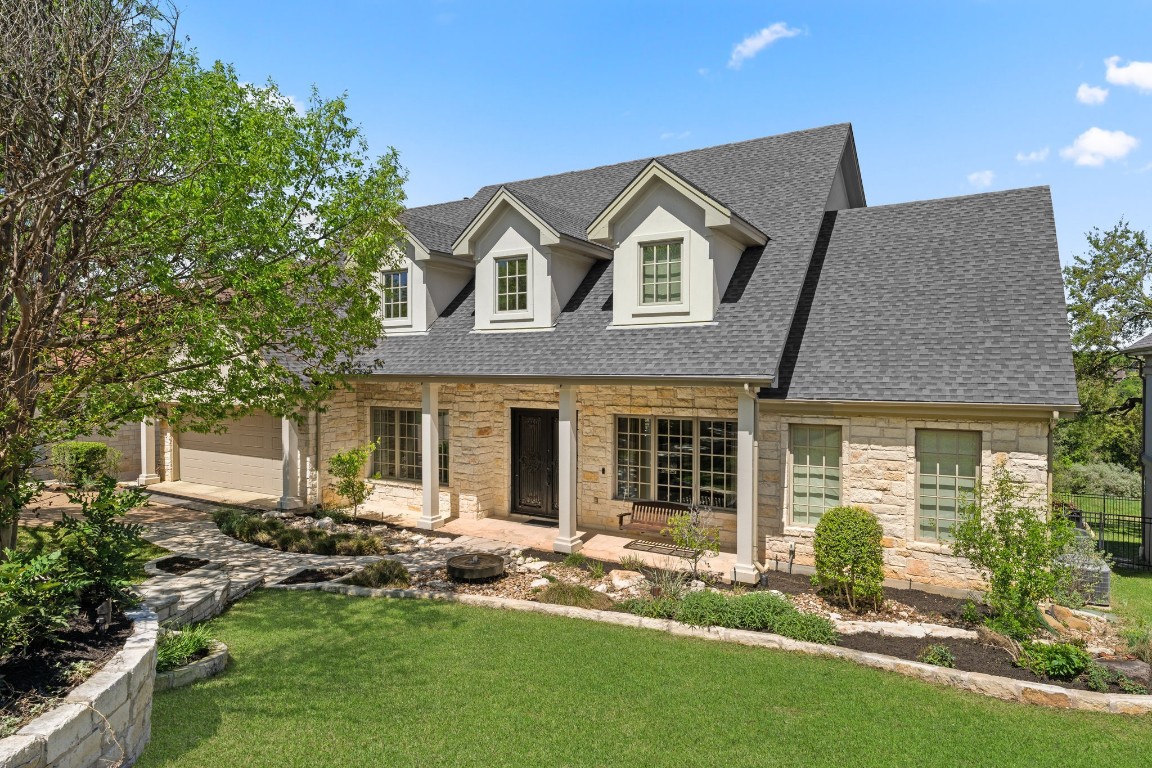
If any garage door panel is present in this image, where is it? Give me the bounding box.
[180,413,282,496]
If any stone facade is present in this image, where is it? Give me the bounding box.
[316,381,1054,589]
[318,382,741,547]
[757,406,1052,590]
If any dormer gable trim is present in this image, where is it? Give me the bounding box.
[587,160,768,247]
[452,186,610,260]
[402,228,472,268]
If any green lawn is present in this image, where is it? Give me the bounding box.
[139,591,1152,768]
[1113,569,1152,626]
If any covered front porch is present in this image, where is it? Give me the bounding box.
[337,379,762,583]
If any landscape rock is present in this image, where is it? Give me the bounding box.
[610,570,646,590]
[313,517,334,531]
[530,578,550,588]
[1099,658,1152,686]
[524,560,549,572]
[592,584,609,593]
[1051,604,1093,632]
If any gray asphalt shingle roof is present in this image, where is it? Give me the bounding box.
[763,187,1078,405]
[372,125,1078,407]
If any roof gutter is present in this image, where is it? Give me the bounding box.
[348,373,775,389]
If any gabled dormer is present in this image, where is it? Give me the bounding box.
[381,229,472,335]
[587,161,767,327]
[452,187,610,332]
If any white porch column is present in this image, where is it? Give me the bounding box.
[553,383,583,554]
[138,419,160,486]
[734,387,759,584]
[418,382,448,530]
[278,417,303,511]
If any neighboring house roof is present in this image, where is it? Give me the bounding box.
[370,124,1078,407]
[1124,330,1152,356]
[763,187,1078,405]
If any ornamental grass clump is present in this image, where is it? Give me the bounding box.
[811,505,885,612]
[537,582,613,611]
[345,559,410,588]
[156,623,216,672]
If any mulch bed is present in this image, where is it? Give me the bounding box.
[281,567,357,585]
[155,556,209,575]
[837,632,1136,694]
[0,612,132,736]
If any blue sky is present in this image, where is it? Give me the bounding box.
[179,1,1151,264]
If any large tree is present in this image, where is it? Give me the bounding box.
[1060,221,1151,469]
[0,1,405,549]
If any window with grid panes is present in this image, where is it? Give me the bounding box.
[916,429,980,541]
[495,256,528,312]
[370,408,450,485]
[613,416,736,509]
[790,425,841,525]
[640,241,682,304]
[381,270,408,319]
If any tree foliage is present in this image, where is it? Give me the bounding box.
[1060,220,1150,470]
[0,1,406,548]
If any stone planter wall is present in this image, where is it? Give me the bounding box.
[0,609,158,768]
[155,642,229,692]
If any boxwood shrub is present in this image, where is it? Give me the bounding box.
[812,505,885,612]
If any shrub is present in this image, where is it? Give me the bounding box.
[661,508,720,578]
[918,644,956,668]
[156,623,216,672]
[960,599,983,625]
[811,505,885,612]
[622,589,839,645]
[334,535,382,556]
[537,582,613,610]
[953,465,1076,637]
[725,592,793,631]
[328,443,374,515]
[1017,640,1091,680]
[588,561,605,580]
[345,559,410,588]
[49,441,122,488]
[52,478,145,614]
[0,550,78,661]
[562,551,587,568]
[674,590,731,627]
[1122,621,1152,664]
[1054,461,1141,498]
[647,567,690,601]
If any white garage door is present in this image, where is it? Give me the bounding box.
[179,412,282,496]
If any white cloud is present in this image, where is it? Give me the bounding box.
[1015,147,1050,164]
[728,23,801,69]
[1060,127,1140,166]
[967,170,995,188]
[1076,83,1109,104]
[1105,56,1152,93]
[659,130,692,140]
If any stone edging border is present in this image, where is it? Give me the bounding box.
[155,642,230,692]
[271,581,1152,714]
[0,609,159,768]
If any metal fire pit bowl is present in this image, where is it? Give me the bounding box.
[446,553,506,582]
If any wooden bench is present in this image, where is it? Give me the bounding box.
[617,500,693,535]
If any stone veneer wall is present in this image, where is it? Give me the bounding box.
[318,382,740,547]
[318,382,1053,588]
[757,408,1052,590]
[0,609,158,768]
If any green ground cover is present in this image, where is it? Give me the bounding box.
[139,590,1152,768]
[15,523,168,582]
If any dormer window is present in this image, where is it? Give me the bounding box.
[382,270,409,319]
[495,255,529,312]
[641,240,683,304]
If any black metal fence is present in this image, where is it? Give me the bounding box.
[1054,492,1150,570]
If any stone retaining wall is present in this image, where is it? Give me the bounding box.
[0,609,158,768]
[155,643,229,692]
[289,584,1152,715]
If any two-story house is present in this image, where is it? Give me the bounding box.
[139,123,1079,589]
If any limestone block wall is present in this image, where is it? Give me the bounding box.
[0,609,158,768]
[317,382,739,547]
[756,407,1052,590]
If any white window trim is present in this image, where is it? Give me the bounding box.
[782,419,850,530]
[491,250,533,322]
[380,266,412,328]
[634,230,690,317]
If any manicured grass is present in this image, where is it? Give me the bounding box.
[1112,569,1152,626]
[140,591,1152,768]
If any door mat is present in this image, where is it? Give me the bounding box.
[622,539,694,559]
